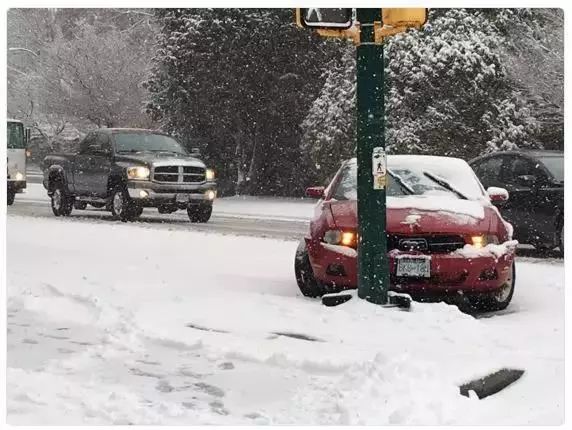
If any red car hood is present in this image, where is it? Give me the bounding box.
[329,196,492,235]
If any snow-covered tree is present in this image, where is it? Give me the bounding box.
[146,9,338,195]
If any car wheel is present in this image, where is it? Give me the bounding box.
[51,182,73,217]
[7,189,15,206]
[110,185,138,222]
[471,261,516,312]
[74,200,88,210]
[294,240,326,298]
[187,204,212,223]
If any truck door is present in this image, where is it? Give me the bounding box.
[73,133,97,195]
[88,133,113,197]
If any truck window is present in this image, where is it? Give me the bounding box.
[7,122,25,149]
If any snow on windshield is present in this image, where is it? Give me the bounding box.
[337,156,485,201]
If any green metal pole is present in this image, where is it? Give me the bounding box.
[356,8,388,305]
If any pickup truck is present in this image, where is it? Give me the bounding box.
[42,128,216,222]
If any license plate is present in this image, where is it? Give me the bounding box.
[396,257,430,278]
[176,194,189,203]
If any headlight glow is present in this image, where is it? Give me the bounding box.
[471,234,499,249]
[206,169,215,181]
[127,166,150,180]
[15,172,24,181]
[323,230,357,248]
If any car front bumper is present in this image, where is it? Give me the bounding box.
[126,180,216,207]
[306,238,515,296]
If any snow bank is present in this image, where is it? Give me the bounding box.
[454,240,518,259]
[6,215,564,425]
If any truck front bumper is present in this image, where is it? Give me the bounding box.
[126,180,216,207]
[7,180,26,193]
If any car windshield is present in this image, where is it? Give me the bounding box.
[539,156,563,182]
[332,156,485,201]
[114,133,187,155]
[7,121,25,149]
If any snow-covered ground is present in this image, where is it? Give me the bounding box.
[6,215,564,425]
[18,183,316,222]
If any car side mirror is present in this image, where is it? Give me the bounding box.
[517,174,537,187]
[306,186,325,199]
[487,187,509,202]
[90,144,111,157]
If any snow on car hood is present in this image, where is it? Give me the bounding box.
[330,196,490,234]
[387,196,485,220]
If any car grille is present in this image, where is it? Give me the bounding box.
[388,234,465,254]
[153,165,206,183]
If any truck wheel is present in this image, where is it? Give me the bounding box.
[294,240,326,298]
[51,181,73,217]
[187,204,212,223]
[110,185,138,222]
[469,261,515,312]
[7,189,15,206]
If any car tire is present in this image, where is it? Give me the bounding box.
[51,181,73,217]
[294,240,327,298]
[7,189,15,206]
[187,204,212,223]
[470,261,516,312]
[110,185,138,222]
[74,200,88,210]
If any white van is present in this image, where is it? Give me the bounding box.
[7,119,28,205]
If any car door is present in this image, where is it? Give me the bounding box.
[500,155,545,244]
[88,133,113,197]
[73,133,97,195]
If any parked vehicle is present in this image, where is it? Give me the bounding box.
[7,119,29,205]
[469,150,564,253]
[296,155,517,311]
[42,128,216,222]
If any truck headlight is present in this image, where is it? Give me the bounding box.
[127,166,150,180]
[15,172,24,181]
[206,169,215,181]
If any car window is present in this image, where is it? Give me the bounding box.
[78,133,96,154]
[538,156,563,182]
[505,156,547,186]
[330,158,480,201]
[473,156,503,188]
[95,133,112,154]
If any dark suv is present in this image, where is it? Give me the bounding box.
[469,150,564,253]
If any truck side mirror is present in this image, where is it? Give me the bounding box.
[24,128,31,147]
[189,147,201,157]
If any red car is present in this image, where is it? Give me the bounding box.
[295,155,517,311]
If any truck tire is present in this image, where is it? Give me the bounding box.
[51,181,73,217]
[110,185,140,222]
[187,204,212,223]
[7,189,15,206]
[294,240,326,298]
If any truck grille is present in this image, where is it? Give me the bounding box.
[388,234,465,254]
[153,165,206,183]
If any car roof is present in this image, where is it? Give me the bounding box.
[470,149,563,163]
[96,128,168,135]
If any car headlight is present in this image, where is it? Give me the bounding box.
[470,234,499,249]
[15,172,24,181]
[206,169,215,181]
[323,230,357,248]
[127,166,150,180]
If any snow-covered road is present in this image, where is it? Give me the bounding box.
[6,215,564,425]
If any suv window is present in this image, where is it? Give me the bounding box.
[504,156,547,186]
[473,156,503,188]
